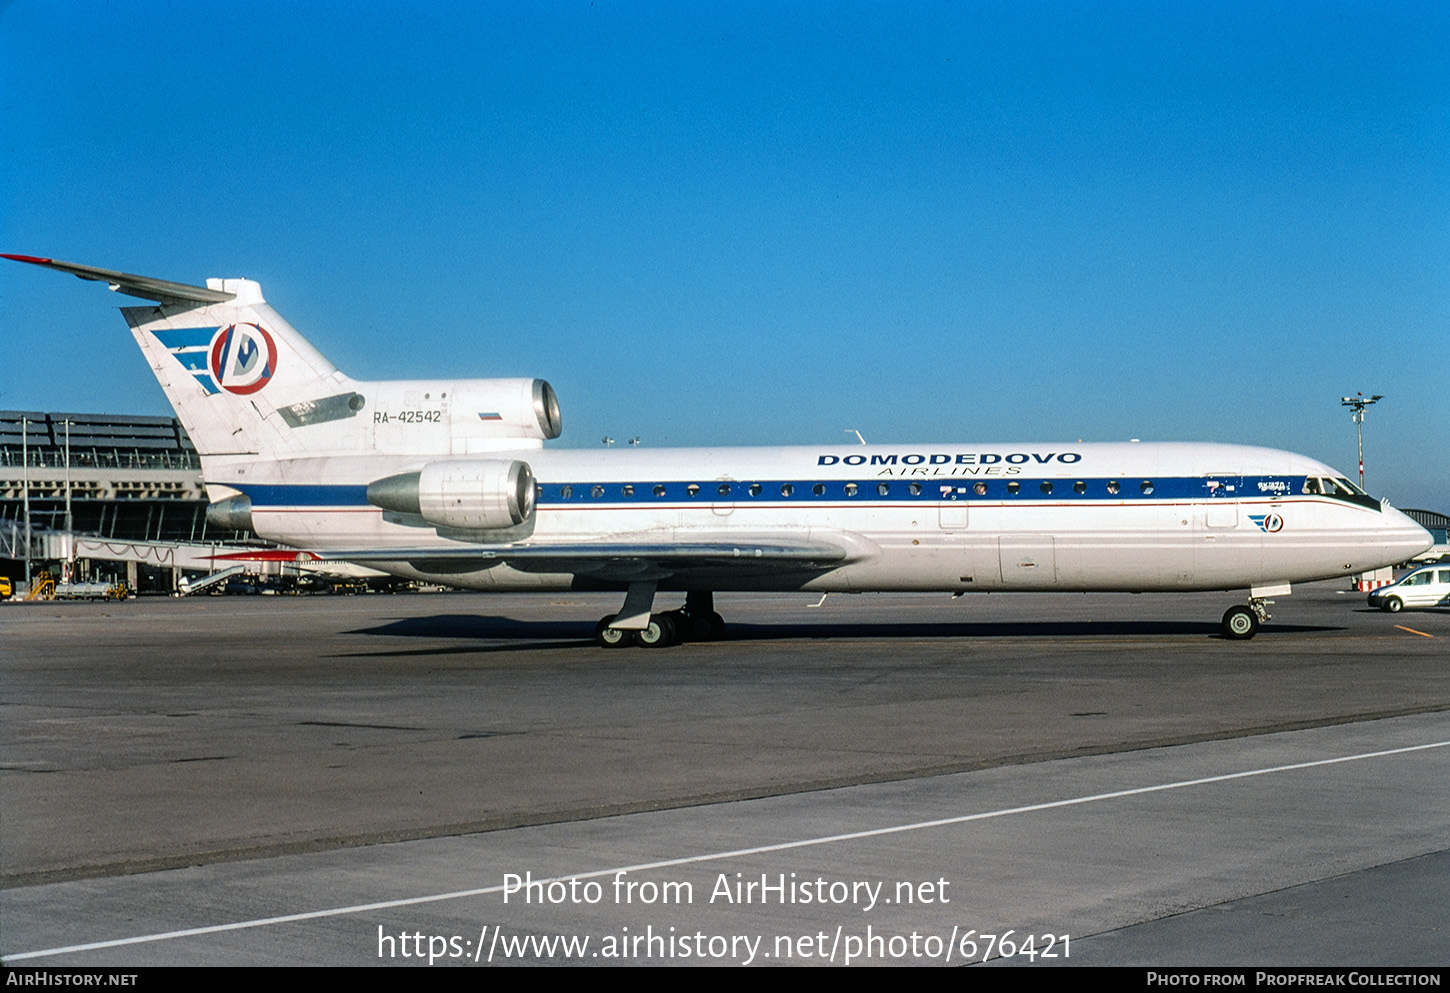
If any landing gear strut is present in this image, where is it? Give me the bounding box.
[1220,598,1272,640]
[669,591,726,642]
[593,588,726,648]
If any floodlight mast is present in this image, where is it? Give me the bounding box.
[1339,393,1383,490]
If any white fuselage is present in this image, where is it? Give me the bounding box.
[7,257,1426,608]
[204,441,1432,595]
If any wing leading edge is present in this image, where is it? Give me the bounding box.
[0,254,235,305]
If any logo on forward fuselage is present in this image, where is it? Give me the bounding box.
[208,323,278,395]
[1250,513,1284,533]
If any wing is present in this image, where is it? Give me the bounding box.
[212,537,851,582]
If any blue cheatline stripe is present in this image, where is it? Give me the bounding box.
[152,326,220,349]
[235,484,371,507]
[544,476,1300,505]
[226,477,1342,511]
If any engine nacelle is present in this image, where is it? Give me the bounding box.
[367,459,537,530]
[446,378,562,442]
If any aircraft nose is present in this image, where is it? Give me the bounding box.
[1380,505,1434,563]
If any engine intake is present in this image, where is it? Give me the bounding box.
[368,460,536,530]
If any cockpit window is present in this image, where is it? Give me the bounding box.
[1306,475,1381,510]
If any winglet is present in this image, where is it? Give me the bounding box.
[1,254,236,305]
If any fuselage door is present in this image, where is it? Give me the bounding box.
[712,477,735,517]
[999,535,1057,587]
[938,485,969,530]
[1200,474,1242,528]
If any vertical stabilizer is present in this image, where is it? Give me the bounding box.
[4,255,563,464]
[121,281,355,457]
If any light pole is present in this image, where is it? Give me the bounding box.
[1339,393,1382,490]
[20,416,31,588]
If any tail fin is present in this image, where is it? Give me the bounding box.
[4,255,356,458]
[5,255,563,461]
[121,279,355,457]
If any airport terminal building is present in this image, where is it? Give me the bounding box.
[0,410,250,592]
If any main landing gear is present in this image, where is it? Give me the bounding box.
[1220,598,1273,640]
[595,589,725,649]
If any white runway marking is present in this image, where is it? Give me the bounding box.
[8,738,1448,962]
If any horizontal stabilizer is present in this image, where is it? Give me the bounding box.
[1,254,235,305]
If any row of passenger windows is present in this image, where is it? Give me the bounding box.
[553,480,1159,499]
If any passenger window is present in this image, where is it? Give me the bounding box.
[1438,571,1450,584]
[621,485,634,497]
[812,483,826,496]
[1007,481,1020,495]
[877,483,890,496]
[560,485,573,499]
[781,483,794,497]
[591,485,605,498]
[973,482,987,495]
[1106,480,1120,495]
[909,482,922,496]
[717,483,731,496]
[686,484,700,497]
[749,483,762,497]
[653,484,666,497]
[844,483,858,496]
[1141,481,1154,495]
[1404,573,1429,586]
[1073,481,1086,495]
[1040,481,1053,495]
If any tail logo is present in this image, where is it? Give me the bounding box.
[209,323,278,395]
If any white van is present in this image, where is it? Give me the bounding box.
[1368,565,1450,612]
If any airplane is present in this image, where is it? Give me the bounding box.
[3,254,1433,647]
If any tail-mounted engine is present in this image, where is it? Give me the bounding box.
[367,459,537,530]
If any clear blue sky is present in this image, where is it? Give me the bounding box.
[2,1,1445,509]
